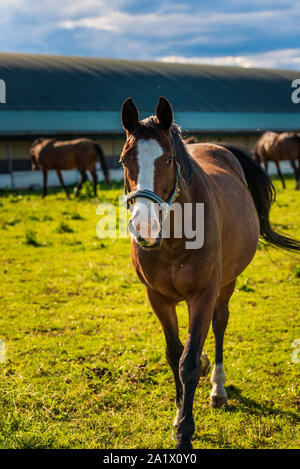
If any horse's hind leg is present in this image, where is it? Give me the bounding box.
[89,167,98,196]
[74,170,87,196]
[210,280,236,408]
[275,162,285,189]
[147,288,184,431]
[56,170,69,198]
[290,159,299,190]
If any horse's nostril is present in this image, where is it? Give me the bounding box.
[136,222,141,231]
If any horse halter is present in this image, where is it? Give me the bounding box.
[123,136,183,221]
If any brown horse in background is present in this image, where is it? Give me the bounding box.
[30,138,111,197]
[254,131,300,190]
[184,135,198,144]
[120,96,300,449]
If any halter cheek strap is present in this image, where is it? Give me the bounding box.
[124,161,181,213]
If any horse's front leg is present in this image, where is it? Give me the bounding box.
[176,285,217,449]
[147,288,184,430]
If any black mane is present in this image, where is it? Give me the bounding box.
[170,122,194,184]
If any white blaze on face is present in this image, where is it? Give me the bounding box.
[129,139,163,244]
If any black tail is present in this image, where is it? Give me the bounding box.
[222,144,300,252]
[95,143,111,185]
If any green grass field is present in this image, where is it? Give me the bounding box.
[0,176,299,449]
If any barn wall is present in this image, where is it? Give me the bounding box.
[0,141,9,173]
[0,134,256,173]
[0,133,292,190]
[188,134,258,151]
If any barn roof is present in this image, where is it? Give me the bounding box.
[0,52,300,135]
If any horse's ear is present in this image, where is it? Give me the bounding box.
[155,96,173,130]
[121,98,139,133]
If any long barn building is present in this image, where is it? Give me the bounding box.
[0,52,299,189]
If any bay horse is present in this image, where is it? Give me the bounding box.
[120,96,300,449]
[30,138,111,198]
[254,131,300,190]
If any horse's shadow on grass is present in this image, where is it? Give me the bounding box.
[195,384,299,448]
[224,384,299,422]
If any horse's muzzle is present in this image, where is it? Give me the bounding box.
[128,219,163,249]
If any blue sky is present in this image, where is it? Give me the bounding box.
[1,0,300,69]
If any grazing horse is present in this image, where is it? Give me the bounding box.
[30,138,111,197]
[120,97,300,449]
[254,131,300,190]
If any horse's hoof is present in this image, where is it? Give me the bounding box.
[209,395,227,408]
[200,353,210,377]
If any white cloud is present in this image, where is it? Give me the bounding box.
[58,4,300,39]
[0,0,299,69]
[158,49,300,70]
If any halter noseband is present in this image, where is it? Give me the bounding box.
[123,137,183,220]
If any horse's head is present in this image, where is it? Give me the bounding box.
[30,138,46,170]
[121,96,179,248]
[30,138,53,170]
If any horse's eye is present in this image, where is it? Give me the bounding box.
[166,158,173,167]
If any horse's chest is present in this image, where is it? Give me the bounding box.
[134,257,200,301]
